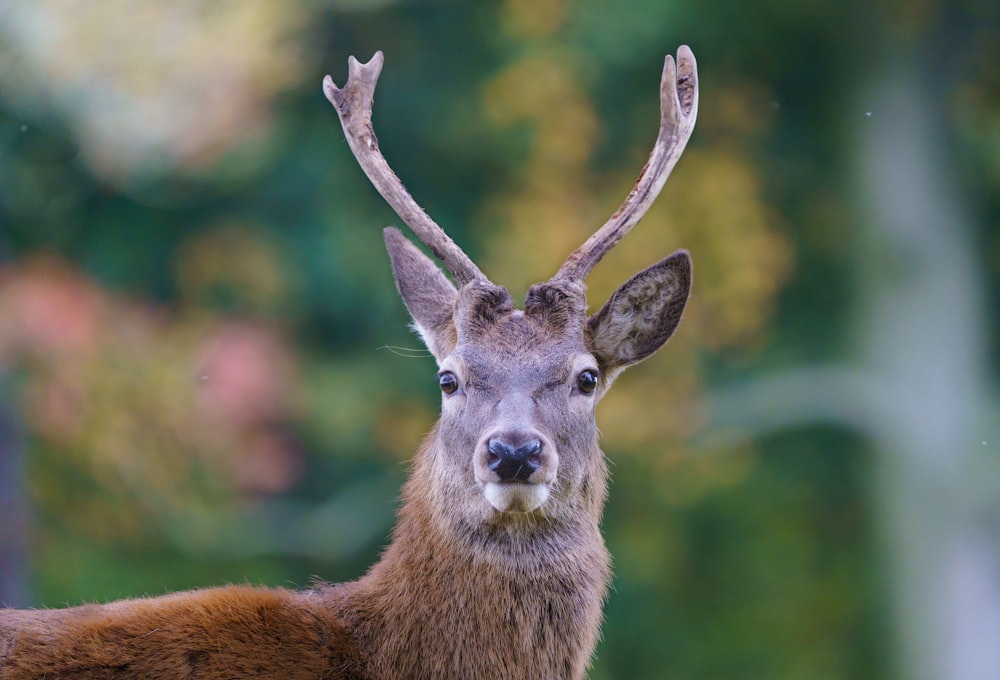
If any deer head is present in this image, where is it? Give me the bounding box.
[323,48,697,533]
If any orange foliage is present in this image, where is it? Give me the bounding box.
[0,255,303,540]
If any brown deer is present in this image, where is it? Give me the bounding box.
[0,45,698,679]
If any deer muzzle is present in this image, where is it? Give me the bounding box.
[487,437,542,482]
[475,429,557,513]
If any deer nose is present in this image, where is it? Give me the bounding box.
[487,438,543,483]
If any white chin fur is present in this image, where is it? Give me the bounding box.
[483,482,550,513]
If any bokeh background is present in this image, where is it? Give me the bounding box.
[1,1,998,678]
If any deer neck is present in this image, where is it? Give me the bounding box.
[338,433,611,680]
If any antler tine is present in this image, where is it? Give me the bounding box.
[554,45,699,283]
[323,52,486,286]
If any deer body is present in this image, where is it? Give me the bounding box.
[1,46,698,679]
[2,428,607,679]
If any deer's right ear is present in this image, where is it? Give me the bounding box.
[586,250,691,382]
[384,227,459,362]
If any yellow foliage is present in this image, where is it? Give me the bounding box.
[502,0,573,39]
[480,51,600,293]
[482,51,599,169]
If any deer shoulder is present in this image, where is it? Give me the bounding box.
[1,45,698,680]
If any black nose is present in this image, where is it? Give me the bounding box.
[487,438,542,483]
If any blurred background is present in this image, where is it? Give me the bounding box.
[0,1,998,678]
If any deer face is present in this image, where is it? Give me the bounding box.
[385,230,691,521]
[436,311,598,516]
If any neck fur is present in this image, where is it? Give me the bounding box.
[331,435,611,680]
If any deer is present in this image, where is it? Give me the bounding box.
[0,45,698,679]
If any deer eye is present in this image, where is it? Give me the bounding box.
[439,371,459,395]
[576,369,599,395]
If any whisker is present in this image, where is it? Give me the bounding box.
[377,344,433,358]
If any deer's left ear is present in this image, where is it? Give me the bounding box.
[384,227,459,363]
[587,250,691,379]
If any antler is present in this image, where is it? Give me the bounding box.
[323,52,486,285]
[553,46,699,283]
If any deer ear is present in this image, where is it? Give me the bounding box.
[587,250,691,380]
[384,227,459,362]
